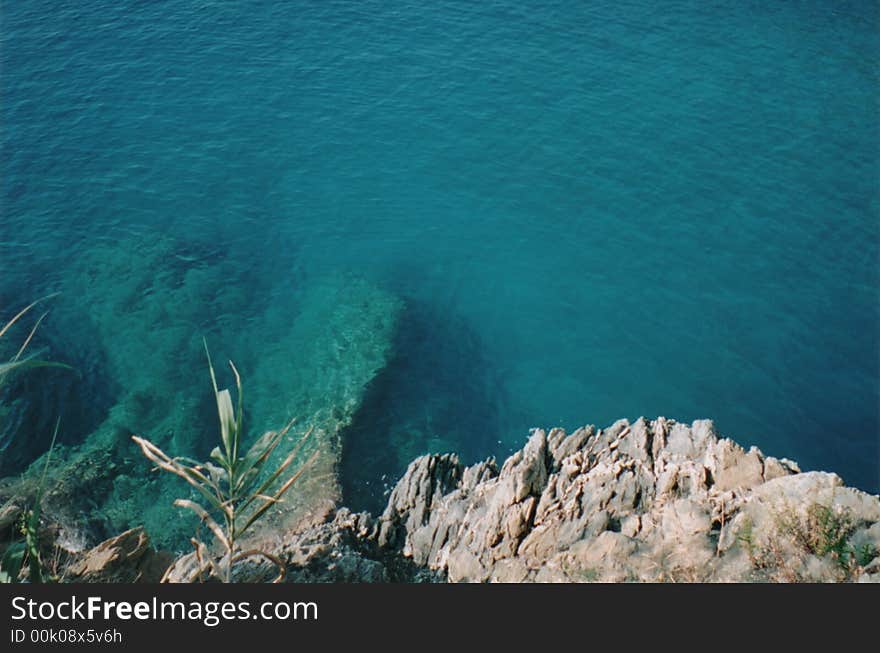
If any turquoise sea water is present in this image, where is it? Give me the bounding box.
[2,0,878,515]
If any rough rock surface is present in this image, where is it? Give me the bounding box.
[161,508,440,583]
[376,418,880,582]
[18,416,879,583]
[64,528,173,583]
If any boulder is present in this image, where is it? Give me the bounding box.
[65,528,173,583]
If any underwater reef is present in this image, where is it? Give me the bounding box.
[1,235,401,552]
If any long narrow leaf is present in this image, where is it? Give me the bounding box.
[238,450,319,537]
[215,389,236,462]
[203,339,237,460]
[0,358,71,379]
[173,499,230,550]
[238,447,298,515]
[0,293,59,340]
[202,337,220,396]
[234,421,303,496]
[229,360,243,462]
[132,436,225,513]
[240,424,312,502]
[271,450,319,501]
[233,430,284,494]
[240,430,282,467]
[13,311,47,362]
[33,417,61,518]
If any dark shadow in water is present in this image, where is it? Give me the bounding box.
[0,350,115,476]
[0,236,264,476]
[340,297,509,514]
[0,282,118,476]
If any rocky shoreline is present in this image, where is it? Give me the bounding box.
[52,417,880,583]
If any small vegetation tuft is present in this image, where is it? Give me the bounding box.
[738,501,876,582]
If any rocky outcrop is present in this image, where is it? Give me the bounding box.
[164,416,880,583]
[375,418,880,582]
[20,416,879,583]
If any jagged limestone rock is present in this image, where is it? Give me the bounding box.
[376,418,880,582]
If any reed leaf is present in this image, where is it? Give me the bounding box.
[173,500,229,550]
[238,450,319,537]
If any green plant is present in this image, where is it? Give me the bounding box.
[0,420,59,583]
[853,542,877,568]
[0,296,68,584]
[132,340,318,582]
[0,294,69,385]
[740,502,871,582]
[737,517,758,564]
[776,502,855,563]
[578,567,600,582]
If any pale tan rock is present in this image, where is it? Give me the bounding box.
[66,527,172,583]
[374,417,879,583]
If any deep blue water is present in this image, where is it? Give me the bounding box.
[2,1,878,500]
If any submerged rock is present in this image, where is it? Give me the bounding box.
[245,275,403,541]
[4,236,403,551]
[25,236,249,548]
